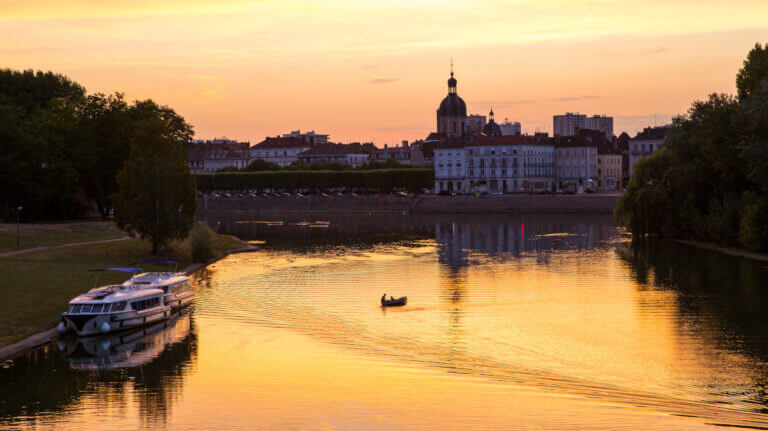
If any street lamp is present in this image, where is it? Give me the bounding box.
[16,206,22,247]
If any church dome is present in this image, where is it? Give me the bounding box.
[483,120,502,136]
[438,93,467,117]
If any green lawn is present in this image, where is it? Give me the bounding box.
[0,221,125,253]
[0,226,247,347]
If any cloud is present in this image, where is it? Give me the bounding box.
[640,46,671,56]
[369,77,399,84]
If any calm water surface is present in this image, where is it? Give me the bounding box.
[3,213,768,430]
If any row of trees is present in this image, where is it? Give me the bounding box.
[195,169,434,193]
[1,68,197,254]
[0,69,193,222]
[230,157,419,172]
[615,43,768,251]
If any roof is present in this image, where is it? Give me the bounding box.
[482,120,502,136]
[376,146,411,154]
[469,134,548,147]
[437,93,467,117]
[553,136,596,148]
[632,125,671,141]
[253,136,311,149]
[298,143,366,156]
[187,141,249,161]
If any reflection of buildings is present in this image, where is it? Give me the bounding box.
[435,215,616,270]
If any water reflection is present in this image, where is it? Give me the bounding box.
[0,311,197,428]
[618,238,768,410]
[5,213,768,429]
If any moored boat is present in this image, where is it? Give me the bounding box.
[59,268,172,336]
[59,261,194,337]
[125,260,193,312]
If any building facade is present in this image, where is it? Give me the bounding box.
[585,115,613,137]
[249,137,311,167]
[282,129,329,145]
[370,142,412,165]
[597,152,622,190]
[554,136,598,191]
[628,126,669,177]
[499,120,522,136]
[467,114,487,133]
[187,139,250,173]
[553,113,587,136]
[554,113,614,137]
[435,135,555,194]
[297,143,368,167]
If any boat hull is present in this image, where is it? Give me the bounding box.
[61,306,173,337]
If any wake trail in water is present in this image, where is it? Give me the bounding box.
[196,280,768,430]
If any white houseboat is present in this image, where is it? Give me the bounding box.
[59,262,193,337]
[123,260,193,312]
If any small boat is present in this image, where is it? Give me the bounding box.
[381,294,407,307]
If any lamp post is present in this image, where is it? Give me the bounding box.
[16,206,22,247]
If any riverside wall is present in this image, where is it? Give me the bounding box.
[200,193,619,214]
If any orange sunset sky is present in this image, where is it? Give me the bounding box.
[2,0,767,145]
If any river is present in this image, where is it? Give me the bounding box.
[2,213,768,430]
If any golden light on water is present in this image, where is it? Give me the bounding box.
[2,1,766,142]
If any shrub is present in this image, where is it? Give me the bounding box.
[193,169,434,193]
[189,221,217,263]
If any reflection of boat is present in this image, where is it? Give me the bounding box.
[59,260,192,337]
[59,309,192,370]
[381,295,408,307]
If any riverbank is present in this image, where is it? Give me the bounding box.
[676,239,768,263]
[0,224,251,357]
[200,192,620,214]
[0,220,125,253]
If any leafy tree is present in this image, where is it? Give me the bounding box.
[616,43,768,251]
[243,159,281,171]
[736,43,768,101]
[113,118,197,254]
[76,93,131,219]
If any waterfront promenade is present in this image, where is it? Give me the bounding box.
[200,192,620,214]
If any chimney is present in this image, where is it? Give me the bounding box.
[384,143,388,149]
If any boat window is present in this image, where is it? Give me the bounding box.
[92,304,104,313]
[111,301,126,312]
[131,297,160,312]
[81,304,93,313]
[71,304,82,314]
[172,282,190,294]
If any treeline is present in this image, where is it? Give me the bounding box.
[615,43,768,251]
[0,69,192,221]
[230,158,421,172]
[195,169,434,193]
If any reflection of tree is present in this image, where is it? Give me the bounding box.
[617,238,768,408]
[0,315,198,426]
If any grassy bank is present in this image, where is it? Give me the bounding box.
[0,221,125,253]
[0,224,245,347]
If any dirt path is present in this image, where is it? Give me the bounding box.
[0,236,131,258]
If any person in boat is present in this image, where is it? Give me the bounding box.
[390,296,395,301]
[381,293,386,303]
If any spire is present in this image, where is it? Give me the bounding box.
[489,107,495,122]
[447,59,457,94]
